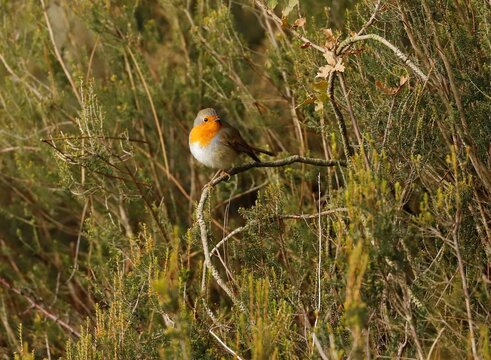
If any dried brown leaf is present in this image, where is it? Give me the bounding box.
[399,75,409,86]
[293,17,306,28]
[323,28,336,49]
[376,75,409,95]
[376,80,403,95]
[323,51,336,66]
[316,65,334,79]
[317,53,344,78]
[298,97,315,107]
[334,61,345,73]
[324,28,334,39]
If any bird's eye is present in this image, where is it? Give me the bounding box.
[203,117,209,122]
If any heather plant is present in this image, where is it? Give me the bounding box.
[0,0,490,359]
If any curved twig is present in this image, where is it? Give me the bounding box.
[328,73,354,159]
[209,330,244,360]
[210,156,346,187]
[210,208,348,257]
[337,34,429,82]
[197,185,247,313]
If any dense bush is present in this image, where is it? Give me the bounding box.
[0,0,490,358]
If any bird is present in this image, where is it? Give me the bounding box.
[189,108,274,170]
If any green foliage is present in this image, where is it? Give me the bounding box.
[1,0,490,359]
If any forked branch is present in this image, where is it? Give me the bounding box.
[196,156,345,313]
[0,277,80,337]
[337,34,429,82]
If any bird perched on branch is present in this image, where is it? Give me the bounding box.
[189,108,274,169]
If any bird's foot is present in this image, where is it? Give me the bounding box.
[204,170,232,189]
[219,169,232,180]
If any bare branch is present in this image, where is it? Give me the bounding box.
[197,156,345,314]
[210,155,346,187]
[41,135,148,144]
[0,277,80,338]
[328,73,354,159]
[254,0,326,52]
[337,34,429,82]
[356,0,382,36]
[197,185,247,313]
[209,330,244,360]
[210,208,348,257]
[39,0,82,105]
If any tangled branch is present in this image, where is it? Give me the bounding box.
[0,277,80,337]
[196,156,345,313]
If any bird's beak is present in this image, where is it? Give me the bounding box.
[210,115,221,123]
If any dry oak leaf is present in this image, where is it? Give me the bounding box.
[293,17,306,28]
[399,75,409,87]
[375,80,399,95]
[323,28,337,49]
[323,28,335,39]
[316,51,345,78]
[375,75,409,95]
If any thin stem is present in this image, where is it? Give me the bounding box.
[125,47,170,178]
[356,0,382,36]
[312,333,330,360]
[426,328,445,360]
[254,0,325,53]
[40,0,82,105]
[197,186,247,312]
[66,199,89,283]
[453,203,478,359]
[210,208,348,257]
[328,73,354,159]
[209,330,244,360]
[0,277,80,338]
[337,73,370,167]
[41,135,148,143]
[337,74,363,149]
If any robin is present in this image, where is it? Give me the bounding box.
[189,108,274,169]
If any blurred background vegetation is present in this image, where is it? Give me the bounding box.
[0,0,490,358]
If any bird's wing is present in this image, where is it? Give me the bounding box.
[218,124,261,162]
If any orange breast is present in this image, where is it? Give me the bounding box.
[189,121,222,147]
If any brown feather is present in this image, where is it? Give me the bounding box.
[218,123,264,162]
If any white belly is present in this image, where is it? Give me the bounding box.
[189,138,238,169]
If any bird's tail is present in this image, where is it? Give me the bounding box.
[251,146,275,157]
[240,144,274,163]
